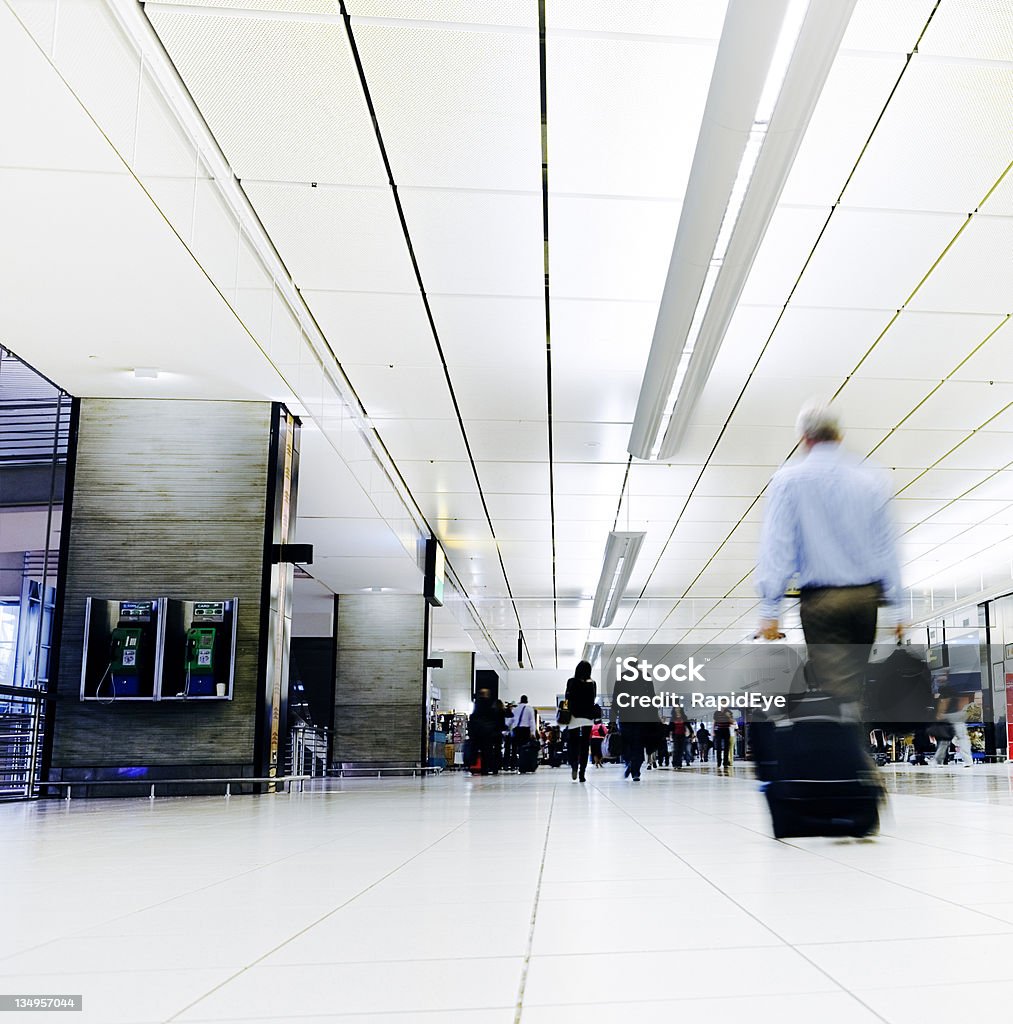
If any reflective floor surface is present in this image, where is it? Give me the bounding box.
[5,762,1013,1023]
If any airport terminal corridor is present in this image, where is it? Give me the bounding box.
[6,767,1013,1023]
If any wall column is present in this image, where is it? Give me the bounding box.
[46,398,299,790]
[333,593,427,765]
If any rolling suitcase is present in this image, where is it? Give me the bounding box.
[518,740,539,774]
[755,692,883,839]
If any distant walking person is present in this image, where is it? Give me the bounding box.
[696,724,712,764]
[590,720,607,767]
[713,709,734,769]
[756,401,903,717]
[564,660,597,783]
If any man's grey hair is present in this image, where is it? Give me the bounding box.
[796,400,842,443]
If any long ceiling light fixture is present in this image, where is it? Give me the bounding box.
[628,0,857,461]
[590,532,646,628]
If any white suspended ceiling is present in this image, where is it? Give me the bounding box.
[4,0,1013,666]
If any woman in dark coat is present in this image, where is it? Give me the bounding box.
[563,660,597,783]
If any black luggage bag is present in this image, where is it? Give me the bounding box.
[518,740,539,774]
[752,693,883,839]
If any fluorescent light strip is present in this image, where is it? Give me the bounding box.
[656,0,856,460]
[628,0,790,462]
[590,532,646,628]
[648,0,809,459]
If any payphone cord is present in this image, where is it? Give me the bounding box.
[95,662,116,705]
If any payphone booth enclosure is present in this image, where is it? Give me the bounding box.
[160,598,239,701]
[79,598,166,701]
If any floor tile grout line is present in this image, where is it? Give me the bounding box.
[664,785,1013,929]
[1,824,372,965]
[160,819,469,1024]
[513,783,557,1024]
[587,779,892,1023]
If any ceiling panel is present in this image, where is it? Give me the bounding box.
[347,1,536,27]
[856,311,1003,380]
[429,295,545,372]
[243,182,417,292]
[1,1,125,174]
[302,292,435,367]
[731,376,843,427]
[908,216,1013,314]
[553,462,628,496]
[893,498,951,525]
[917,0,1013,62]
[550,299,657,377]
[148,9,385,185]
[952,318,1013,382]
[871,429,972,469]
[962,471,1013,503]
[554,494,623,522]
[396,459,476,496]
[550,195,681,302]
[840,0,939,54]
[344,364,456,419]
[834,376,936,429]
[554,421,638,463]
[844,62,1013,214]
[352,23,540,191]
[413,490,488,523]
[551,368,643,423]
[467,420,549,462]
[371,418,469,462]
[546,1,726,36]
[295,516,410,558]
[899,381,1013,431]
[898,468,995,501]
[478,462,551,495]
[485,492,551,522]
[708,424,795,466]
[754,307,892,380]
[791,209,966,309]
[779,53,906,207]
[400,188,544,296]
[488,520,556,542]
[547,33,715,198]
[707,304,783,374]
[454,365,547,421]
[693,466,775,498]
[738,206,830,307]
[679,495,755,523]
[936,433,1013,471]
[627,464,700,496]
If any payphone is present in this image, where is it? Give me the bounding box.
[80,599,165,701]
[162,599,238,700]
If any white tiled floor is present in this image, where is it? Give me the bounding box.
[5,762,1013,1022]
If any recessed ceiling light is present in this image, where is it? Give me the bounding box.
[584,442,600,448]
[133,367,160,379]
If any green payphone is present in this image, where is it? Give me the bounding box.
[163,599,237,699]
[107,602,153,697]
[81,599,164,701]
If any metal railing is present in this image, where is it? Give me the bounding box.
[289,725,330,778]
[39,775,311,800]
[0,688,46,800]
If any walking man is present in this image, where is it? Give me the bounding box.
[756,402,903,718]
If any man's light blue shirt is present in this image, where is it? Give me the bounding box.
[757,442,902,620]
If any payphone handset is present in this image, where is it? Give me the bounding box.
[110,627,143,674]
[99,601,153,700]
[185,627,216,673]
